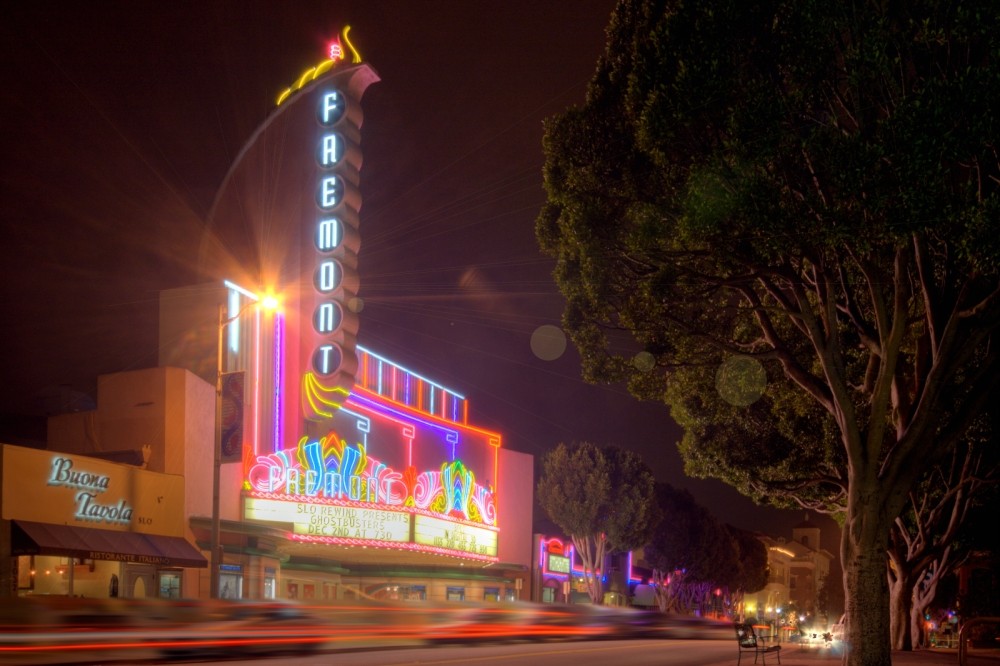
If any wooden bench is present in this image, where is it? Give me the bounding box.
[734,622,782,665]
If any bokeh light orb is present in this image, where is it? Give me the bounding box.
[633,351,656,372]
[347,296,364,313]
[715,355,767,406]
[530,324,567,361]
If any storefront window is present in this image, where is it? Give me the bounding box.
[542,586,556,603]
[16,556,33,594]
[484,587,500,602]
[504,587,517,602]
[159,571,181,599]
[446,586,465,601]
[264,576,276,600]
[26,556,69,596]
[220,571,243,599]
[403,585,426,601]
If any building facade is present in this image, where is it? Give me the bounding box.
[1,432,207,599]
[747,517,834,631]
[2,30,532,602]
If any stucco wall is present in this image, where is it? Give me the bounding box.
[497,447,533,568]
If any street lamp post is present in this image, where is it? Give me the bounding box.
[209,294,276,599]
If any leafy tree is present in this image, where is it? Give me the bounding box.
[537,442,659,603]
[728,525,768,598]
[644,484,767,616]
[888,421,1000,649]
[816,573,832,627]
[644,484,732,582]
[536,1,1000,663]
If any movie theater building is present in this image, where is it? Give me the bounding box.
[1,344,530,602]
[185,30,532,602]
[222,341,532,603]
[1,30,532,602]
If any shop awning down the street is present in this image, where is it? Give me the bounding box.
[11,520,207,568]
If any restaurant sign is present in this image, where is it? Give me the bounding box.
[1,444,186,536]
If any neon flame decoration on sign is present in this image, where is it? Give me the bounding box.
[277,26,364,106]
[328,38,344,62]
[246,429,497,526]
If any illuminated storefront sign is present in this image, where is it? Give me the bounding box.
[47,457,131,522]
[246,429,497,526]
[540,537,577,578]
[244,411,500,559]
[547,553,571,574]
[245,497,410,542]
[413,515,498,558]
[1,444,185,536]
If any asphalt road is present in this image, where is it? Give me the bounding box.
[175,639,736,666]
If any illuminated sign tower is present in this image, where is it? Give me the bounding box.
[207,30,504,565]
[208,27,378,446]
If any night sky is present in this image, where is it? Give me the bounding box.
[0,1,840,553]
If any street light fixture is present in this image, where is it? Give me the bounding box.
[209,290,278,599]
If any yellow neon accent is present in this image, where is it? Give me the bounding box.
[275,27,363,106]
[342,25,362,63]
[315,59,335,77]
[295,66,317,90]
[303,372,350,418]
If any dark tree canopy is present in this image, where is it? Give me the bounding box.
[645,483,768,591]
[644,483,733,582]
[727,525,769,595]
[538,0,1000,662]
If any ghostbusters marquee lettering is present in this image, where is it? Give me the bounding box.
[244,497,410,542]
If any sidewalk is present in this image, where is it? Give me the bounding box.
[705,645,960,665]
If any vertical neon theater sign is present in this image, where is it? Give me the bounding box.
[277,27,369,419]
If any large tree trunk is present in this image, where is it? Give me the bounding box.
[571,534,605,604]
[888,570,914,650]
[842,497,893,666]
[910,603,926,650]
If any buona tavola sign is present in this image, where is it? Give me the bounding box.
[1,444,185,537]
[47,456,132,523]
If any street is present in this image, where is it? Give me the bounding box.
[159,639,735,666]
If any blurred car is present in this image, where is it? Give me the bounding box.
[597,610,733,639]
[157,602,330,659]
[425,603,610,645]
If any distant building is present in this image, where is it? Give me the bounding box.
[746,516,835,629]
[532,534,641,605]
